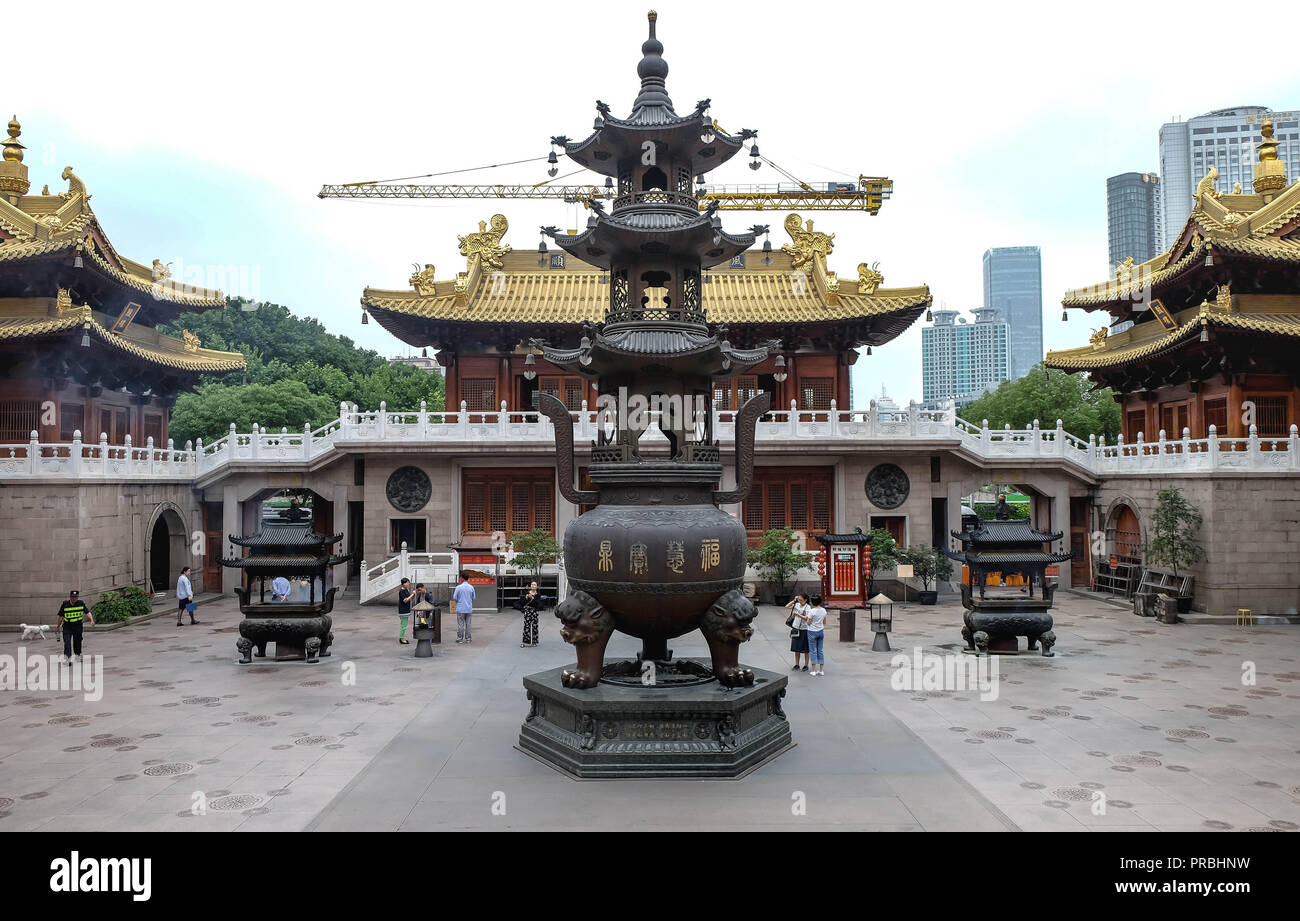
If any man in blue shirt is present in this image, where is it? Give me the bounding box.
[452,572,476,644]
[176,566,198,626]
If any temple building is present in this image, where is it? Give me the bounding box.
[0,117,244,617]
[0,118,245,447]
[1047,119,1300,443]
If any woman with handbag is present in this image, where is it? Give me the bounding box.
[785,593,810,672]
[514,580,552,647]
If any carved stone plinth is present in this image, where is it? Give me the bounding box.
[518,659,793,778]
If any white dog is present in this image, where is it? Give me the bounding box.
[19,624,50,641]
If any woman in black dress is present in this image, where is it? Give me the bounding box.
[786,593,810,671]
[514,581,552,647]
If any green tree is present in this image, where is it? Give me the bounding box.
[510,528,562,578]
[169,379,338,446]
[1146,486,1204,579]
[747,528,814,598]
[958,365,1121,442]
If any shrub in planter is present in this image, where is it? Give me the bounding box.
[900,545,954,605]
[747,529,813,604]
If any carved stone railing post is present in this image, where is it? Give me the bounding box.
[1181,426,1191,461]
[378,401,388,440]
[499,400,509,437]
[1055,419,1065,457]
[981,419,990,452]
[908,400,918,437]
[70,430,83,476]
[418,399,428,430]
[829,399,838,437]
[789,399,798,437]
[866,399,877,437]
[459,400,469,438]
[1291,425,1299,470]
[1031,419,1040,455]
[1248,424,1259,467]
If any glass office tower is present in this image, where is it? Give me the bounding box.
[982,246,1042,381]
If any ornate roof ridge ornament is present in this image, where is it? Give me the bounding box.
[1253,119,1287,195]
[782,213,834,271]
[631,10,674,115]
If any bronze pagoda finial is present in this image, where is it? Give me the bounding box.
[3,116,24,163]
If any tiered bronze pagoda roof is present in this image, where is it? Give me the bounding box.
[0,116,245,388]
[1046,119,1300,391]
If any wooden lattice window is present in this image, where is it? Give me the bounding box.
[743,467,834,537]
[714,376,758,412]
[60,403,85,441]
[799,377,834,411]
[462,378,497,412]
[0,400,41,443]
[1159,401,1189,438]
[1203,398,1227,435]
[463,469,555,536]
[765,483,786,530]
[489,482,508,532]
[564,378,585,412]
[811,481,831,531]
[1247,395,1289,436]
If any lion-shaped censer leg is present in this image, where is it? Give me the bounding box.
[555,590,614,689]
[700,589,756,687]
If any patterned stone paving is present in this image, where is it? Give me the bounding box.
[0,590,1296,831]
[857,592,1300,832]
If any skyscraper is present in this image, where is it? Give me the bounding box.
[1158,106,1300,248]
[982,246,1042,381]
[921,308,1011,407]
[1106,172,1162,271]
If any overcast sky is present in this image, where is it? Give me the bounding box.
[9,0,1299,405]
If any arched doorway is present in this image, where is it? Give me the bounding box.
[1098,500,1143,597]
[146,506,188,597]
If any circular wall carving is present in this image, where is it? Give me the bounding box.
[386,466,431,513]
[864,463,910,510]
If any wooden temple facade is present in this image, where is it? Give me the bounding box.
[362,210,932,544]
[1047,119,1300,443]
[0,117,245,447]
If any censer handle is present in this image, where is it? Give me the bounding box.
[713,391,771,505]
[536,392,600,505]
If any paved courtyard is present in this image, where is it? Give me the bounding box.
[1,591,1297,832]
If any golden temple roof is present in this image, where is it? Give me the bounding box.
[362,212,931,328]
[1061,123,1300,313]
[0,118,225,310]
[1046,297,1300,371]
[0,299,246,374]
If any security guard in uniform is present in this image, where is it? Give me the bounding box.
[55,589,95,663]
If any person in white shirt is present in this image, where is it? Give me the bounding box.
[804,594,828,676]
[176,566,198,627]
[784,593,811,671]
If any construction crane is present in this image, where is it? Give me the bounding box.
[317,175,893,213]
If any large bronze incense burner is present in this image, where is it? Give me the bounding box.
[518,12,792,777]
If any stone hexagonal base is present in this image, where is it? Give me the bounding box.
[518,659,793,778]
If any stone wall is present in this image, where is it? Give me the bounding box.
[0,482,201,627]
[1096,475,1300,616]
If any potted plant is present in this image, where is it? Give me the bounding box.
[747,528,813,605]
[1145,486,1204,614]
[900,545,954,605]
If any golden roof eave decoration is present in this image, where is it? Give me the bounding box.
[781,213,833,271]
[857,262,883,295]
[0,314,245,373]
[1046,306,1300,371]
[409,263,436,296]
